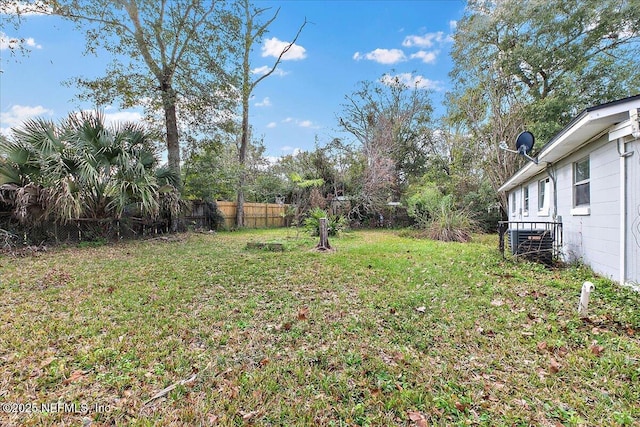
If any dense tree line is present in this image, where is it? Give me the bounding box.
[2,0,638,239]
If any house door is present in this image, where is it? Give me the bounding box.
[627,138,640,286]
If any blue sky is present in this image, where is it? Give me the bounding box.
[0,0,466,159]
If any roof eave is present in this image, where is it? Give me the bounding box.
[498,96,640,193]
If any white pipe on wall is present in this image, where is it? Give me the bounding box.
[620,138,626,287]
[617,136,633,287]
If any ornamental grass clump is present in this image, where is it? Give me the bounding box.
[407,186,477,243]
[427,196,477,242]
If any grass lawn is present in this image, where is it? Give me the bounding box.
[0,229,638,426]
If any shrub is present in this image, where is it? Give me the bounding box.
[303,207,347,237]
[406,182,442,228]
[427,195,477,242]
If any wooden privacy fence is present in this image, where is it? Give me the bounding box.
[216,201,289,229]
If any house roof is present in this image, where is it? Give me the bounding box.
[498,94,640,193]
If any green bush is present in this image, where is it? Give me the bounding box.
[406,182,442,228]
[303,207,347,237]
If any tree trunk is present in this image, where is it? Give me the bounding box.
[316,217,331,251]
[236,184,245,228]
[236,90,250,228]
[163,87,181,186]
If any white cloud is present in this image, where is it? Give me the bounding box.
[24,37,41,49]
[380,73,442,91]
[1,104,53,127]
[280,117,317,129]
[266,122,277,128]
[410,50,438,64]
[255,97,272,107]
[280,146,303,156]
[0,1,52,15]
[0,105,147,137]
[262,37,306,61]
[68,108,144,128]
[449,20,457,31]
[0,31,42,50]
[353,48,406,64]
[251,65,288,77]
[402,31,448,48]
[102,110,144,125]
[0,104,53,136]
[265,155,280,165]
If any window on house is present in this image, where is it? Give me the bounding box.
[538,178,550,212]
[511,191,516,213]
[573,156,590,206]
[523,186,529,215]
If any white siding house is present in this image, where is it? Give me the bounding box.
[499,95,640,289]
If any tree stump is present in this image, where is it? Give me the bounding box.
[316,217,331,251]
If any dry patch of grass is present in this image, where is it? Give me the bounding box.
[0,230,638,426]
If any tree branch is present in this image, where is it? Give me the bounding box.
[251,17,308,91]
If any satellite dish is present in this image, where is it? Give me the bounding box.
[515,131,535,154]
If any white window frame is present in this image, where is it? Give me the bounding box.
[571,156,591,216]
[523,186,529,216]
[511,191,516,214]
[538,177,550,216]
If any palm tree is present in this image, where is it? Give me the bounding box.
[0,110,179,226]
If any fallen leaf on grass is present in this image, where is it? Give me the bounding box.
[273,321,293,331]
[63,370,87,385]
[40,356,56,369]
[490,299,504,306]
[454,401,467,411]
[393,352,405,364]
[241,410,260,421]
[297,307,309,321]
[479,328,496,337]
[556,346,569,357]
[415,306,426,313]
[549,358,561,374]
[590,342,605,356]
[408,410,428,427]
[537,341,547,351]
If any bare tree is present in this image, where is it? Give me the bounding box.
[338,75,433,215]
[235,0,306,227]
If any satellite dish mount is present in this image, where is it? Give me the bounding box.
[499,131,538,164]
